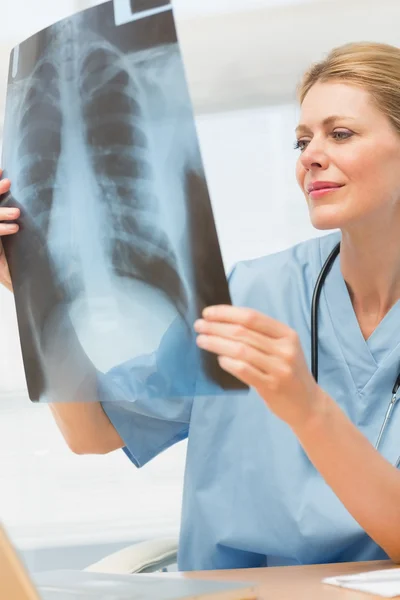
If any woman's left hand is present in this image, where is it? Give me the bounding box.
[194,305,326,431]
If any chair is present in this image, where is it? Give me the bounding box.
[84,537,178,574]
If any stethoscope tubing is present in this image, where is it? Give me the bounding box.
[311,241,400,463]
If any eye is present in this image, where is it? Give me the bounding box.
[294,129,353,152]
[331,129,353,141]
[293,139,308,152]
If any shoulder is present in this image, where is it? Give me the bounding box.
[228,231,341,317]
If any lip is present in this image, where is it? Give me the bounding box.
[309,187,343,199]
[307,181,344,193]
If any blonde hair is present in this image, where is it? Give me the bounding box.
[297,42,400,135]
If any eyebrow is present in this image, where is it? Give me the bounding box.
[295,115,356,135]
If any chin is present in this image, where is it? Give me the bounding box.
[309,206,348,231]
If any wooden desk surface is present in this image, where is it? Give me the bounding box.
[171,560,398,599]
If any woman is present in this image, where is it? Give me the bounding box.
[2,41,400,570]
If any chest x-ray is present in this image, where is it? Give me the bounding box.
[1,0,245,402]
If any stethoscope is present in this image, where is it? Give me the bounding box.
[311,241,400,468]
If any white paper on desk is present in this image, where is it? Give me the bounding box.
[323,567,400,598]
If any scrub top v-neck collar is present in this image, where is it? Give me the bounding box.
[322,245,400,392]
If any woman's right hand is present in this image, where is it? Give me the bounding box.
[0,175,20,292]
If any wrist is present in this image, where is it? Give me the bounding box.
[290,388,333,439]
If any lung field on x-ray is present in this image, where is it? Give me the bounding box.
[5,15,195,371]
[17,60,62,236]
[80,44,188,318]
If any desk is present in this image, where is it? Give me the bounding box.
[171,560,398,599]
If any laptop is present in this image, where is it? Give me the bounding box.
[0,524,258,600]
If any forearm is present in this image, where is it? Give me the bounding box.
[49,401,124,454]
[293,393,400,562]
[37,306,124,454]
[44,346,124,454]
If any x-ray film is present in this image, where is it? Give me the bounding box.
[1,0,247,403]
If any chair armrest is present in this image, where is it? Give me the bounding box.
[83,537,178,574]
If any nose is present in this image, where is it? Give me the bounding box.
[299,138,329,172]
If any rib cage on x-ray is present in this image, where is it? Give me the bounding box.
[17,61,62,236]
[10,18,191,325]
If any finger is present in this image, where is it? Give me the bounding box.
[0,178,11,194]
[202,305,290,338]
[0,223,19,235]
[0,207,20,221]
[217,355,270,389]
[197,334,278,374]
[194,319,277,355]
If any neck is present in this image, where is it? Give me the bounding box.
[340,222,400,337]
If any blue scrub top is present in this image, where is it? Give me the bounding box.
[100,231,400,570]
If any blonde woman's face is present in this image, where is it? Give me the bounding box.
[295,81,400,231]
